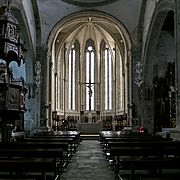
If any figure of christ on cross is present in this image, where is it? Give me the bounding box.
[83,82,95,112]
[87,84,93,98]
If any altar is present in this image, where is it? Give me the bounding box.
[78,123,102,134]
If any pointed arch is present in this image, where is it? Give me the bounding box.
[47,10,132,127]
[143,0,175,133]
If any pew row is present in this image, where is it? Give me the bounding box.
[98,131,180,180]
[0,131,81,180]
[0,146,63,180]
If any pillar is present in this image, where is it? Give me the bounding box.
[171,0,180,139]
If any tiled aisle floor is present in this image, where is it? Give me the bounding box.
[61,140,116,180]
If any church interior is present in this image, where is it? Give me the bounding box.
[0,0,180,179]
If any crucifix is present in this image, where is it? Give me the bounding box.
[82,82,95,112]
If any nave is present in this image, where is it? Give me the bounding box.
[1,130,180,180]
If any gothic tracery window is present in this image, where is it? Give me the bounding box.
[104,45,112,110]
[68,44,77,110]
[85,40,95,111]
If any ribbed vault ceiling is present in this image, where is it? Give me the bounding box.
[55,16,125,58]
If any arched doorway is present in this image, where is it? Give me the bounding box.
[48,11,132,132]
[143,1,175,134]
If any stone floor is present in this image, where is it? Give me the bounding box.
[60,139,180,180]
[61,140,116,180]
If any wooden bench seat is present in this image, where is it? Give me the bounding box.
[0,147,63,159]
[102,137,169,153]
[117,157,180,180]
[98,130,167,149]
[99,131,156,140]
[0,158,57,180]
[35,130,80,136]
[33,130,81,145]
[107,140,180,150]
[0,141,70,170]
[24,137,76,157]
[99,131,180,180]
[0,145,64,180]
[109,142,180,160]
[109,144,180,180]
[29,135,79,153]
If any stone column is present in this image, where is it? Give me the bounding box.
[127,49,132,126]
[171,1,180,139]
[47,52,52,128]
[34,45,49,131]
[131,45,143,125]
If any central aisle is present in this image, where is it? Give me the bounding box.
[61,140,116,180]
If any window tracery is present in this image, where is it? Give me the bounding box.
[85,40,95,111]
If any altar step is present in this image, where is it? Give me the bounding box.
[80,133,99,140]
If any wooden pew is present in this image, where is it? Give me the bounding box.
[34,130,80,136]
[24,137,75,156]
[99,130,154,140]
[109,141,180,180]
[98,130,164,148]
[0,146,63,180]
[27,131,81,154]
[0,131,82,179]
[99,131,180,179]
[0,158,56,180]
[100,133,167,153]
[118,157,180,180]
[106,139,179,153]
[0,141,69,166]
[34,130,81,145]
